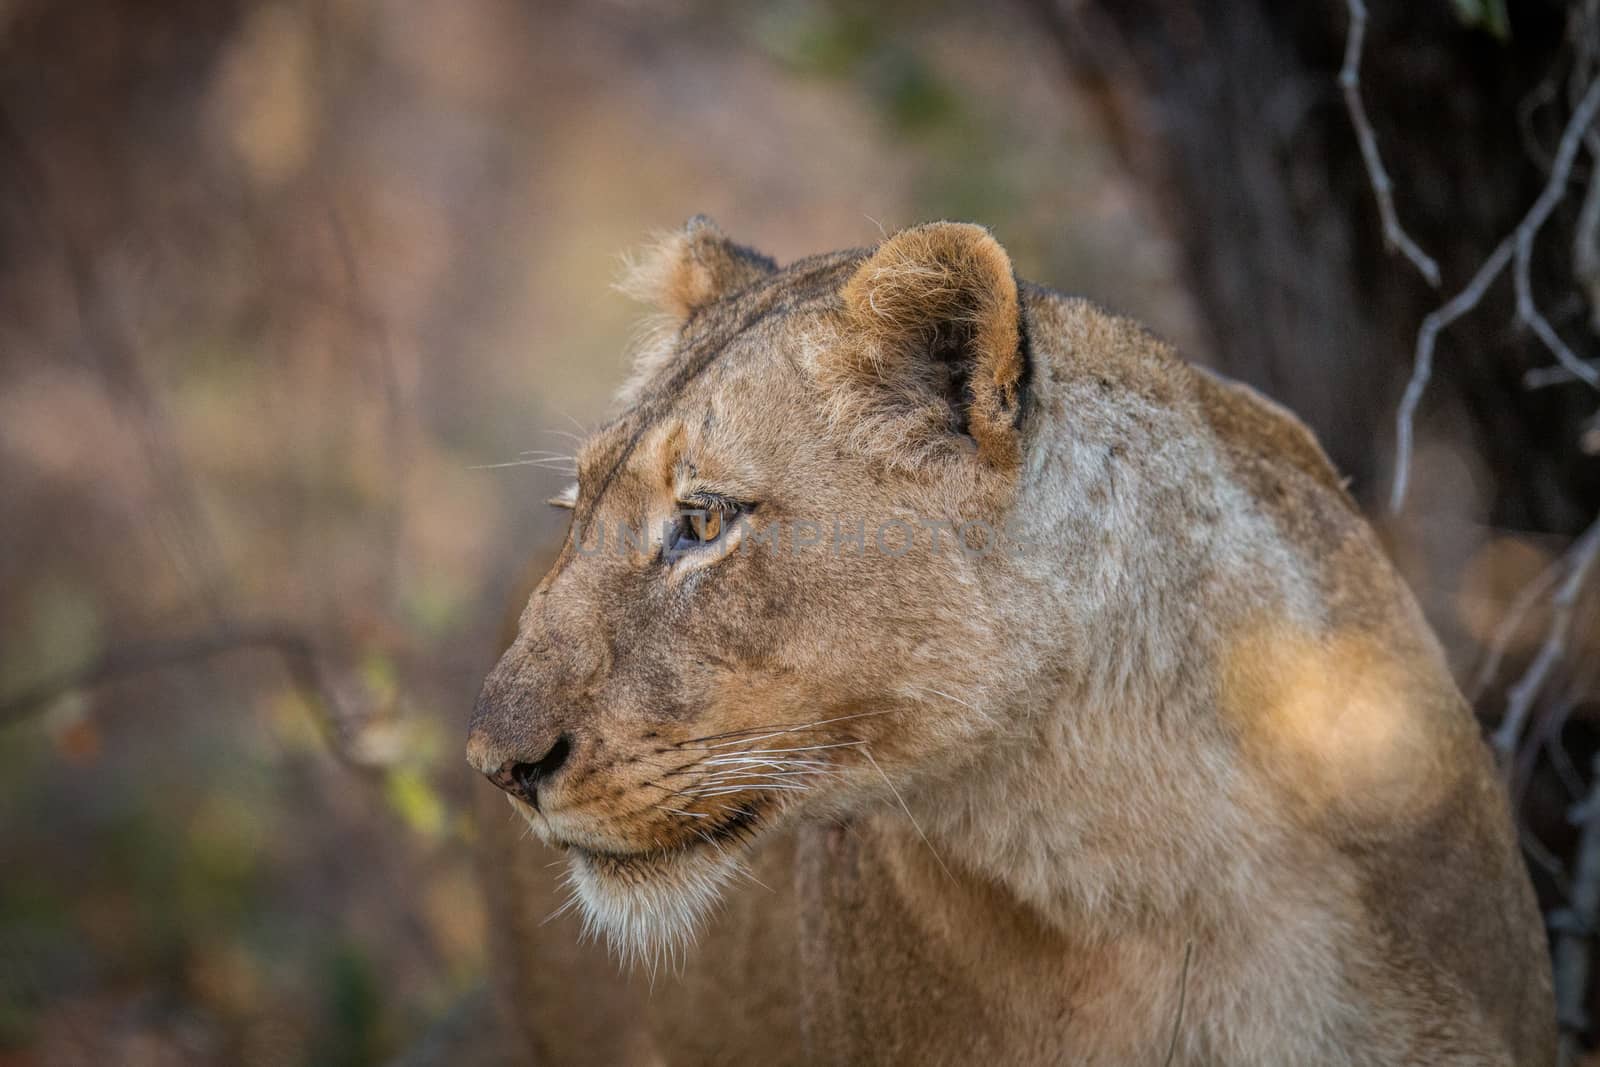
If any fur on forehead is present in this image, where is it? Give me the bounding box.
[659,404,769,497]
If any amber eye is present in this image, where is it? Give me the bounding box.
[691,509,721,542]
[666,505,736,556]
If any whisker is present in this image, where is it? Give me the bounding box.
[468,457,579,472]
[698,728,861,752]
[739,866,775,894]
[676,708,902,748]
[700,767,836,780]
[861,746,954,884]
[701,741,864,758]
[701,757,834,771]
[659,806,709,819]
[540,893,582,927]
[693,776,822,792]
[541,428,587,446]
[684,765,821,784]
[688,783,812,798]
[905,685,1000,727]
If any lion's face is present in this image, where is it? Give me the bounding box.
[467,219,1032,963]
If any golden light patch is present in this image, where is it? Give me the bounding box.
[1220,624,1446,821]
[1455,535,1551,649]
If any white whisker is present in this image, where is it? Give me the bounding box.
[701,758,833,772]
[689,783,811,798]
[700,767,834,781]
[905,685,1000,727]
[687,709,900,749]
[861,746,954,883]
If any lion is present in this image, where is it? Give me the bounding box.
[460,218,1554,1065]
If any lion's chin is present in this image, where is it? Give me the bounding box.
[562,842,744,972]
[503,793,767,971]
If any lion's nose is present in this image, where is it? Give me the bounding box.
[475,733,572,810]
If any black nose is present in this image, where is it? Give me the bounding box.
[487,734,572,809]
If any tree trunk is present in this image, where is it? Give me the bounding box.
[1034,0,1596,530]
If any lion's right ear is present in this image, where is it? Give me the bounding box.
[616,215,777,320]
[825,222,1029,469]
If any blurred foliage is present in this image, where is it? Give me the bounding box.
[311,946,383,1067]
[0,0,1194,1062]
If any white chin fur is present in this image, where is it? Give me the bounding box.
[564,846,743,974]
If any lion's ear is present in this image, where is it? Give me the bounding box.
[617,215,777,319]
[834,222,1029,467]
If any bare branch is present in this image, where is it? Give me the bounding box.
[0,96,232,614]
[0,622,378,772]
[1389,235,1516,512]
[1490,513,1600,759]
[1525,358,1600,389]
[1514,77,1600,393]
[1393,79,1600,512]
[1573,134,1600,335]
[1340,0,1441,288]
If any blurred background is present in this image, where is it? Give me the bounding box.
[1,0,1597,1063]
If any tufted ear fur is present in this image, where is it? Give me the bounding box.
[833,222,1029,468]
[617,215,778,320]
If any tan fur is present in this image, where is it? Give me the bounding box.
[467,220,1555,1065]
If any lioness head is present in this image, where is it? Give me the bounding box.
[468,218,1040,964]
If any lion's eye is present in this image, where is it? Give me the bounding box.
[667,502,746,557]
[690,509,722,543]
[668,508,723,553]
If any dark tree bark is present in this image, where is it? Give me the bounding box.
[1034,0,1596,531]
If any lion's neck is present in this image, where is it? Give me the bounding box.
[914,363,1326,936]
[917,683,1270,935]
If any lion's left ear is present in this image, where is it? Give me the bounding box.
[617,215,778,320]
[834,221,1029,467]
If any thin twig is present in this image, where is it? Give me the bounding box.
[326,203,411,607]
[1572,134,1600,335]
[1490,513,1600,759]
[1514,77,1600,392]
[1557,744,1600,1049]
[1389,235,1516,512]
[0,622,374,771]
[1393,76,1600,511]
[1340,0,1441,288]
[1525,358,1600,389]
[0,97,231,612]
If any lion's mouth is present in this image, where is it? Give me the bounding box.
[563,800,765,874]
